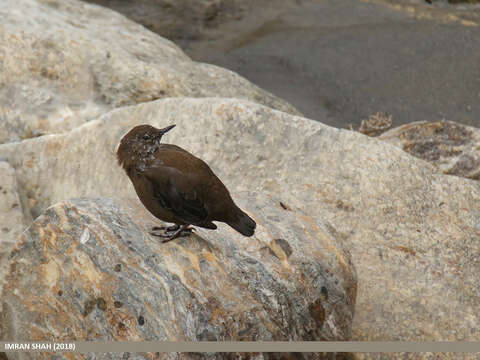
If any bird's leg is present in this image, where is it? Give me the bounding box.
[160,224,194,243]
[151,224,180,232]
[149,224,195,243]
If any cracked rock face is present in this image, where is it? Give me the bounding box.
[0,0,300,144]
[0,194,356,348]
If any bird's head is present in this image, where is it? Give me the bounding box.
[116,124,176,169]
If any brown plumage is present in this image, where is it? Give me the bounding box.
[116,124,256,242]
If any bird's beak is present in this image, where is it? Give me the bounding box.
[159,124,176,135]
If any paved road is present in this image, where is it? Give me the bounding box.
[85,0,480,129]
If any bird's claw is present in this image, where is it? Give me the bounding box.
[151,224,180,232]
[149,225,195,243]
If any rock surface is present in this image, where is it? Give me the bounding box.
[0,97,479,349]
[0,162,26,300]
[379,120,480,180]
[0,0,299,144]
[0,194,356,344]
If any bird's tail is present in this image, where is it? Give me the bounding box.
[227,208,256,237]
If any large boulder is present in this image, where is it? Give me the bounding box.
[0,194,357,345]
[0,97,479,348]
[0,0,299,144]
[379,120,480,180]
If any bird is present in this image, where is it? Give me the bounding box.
[116,124,256,242]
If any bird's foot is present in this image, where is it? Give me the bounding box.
[151,224,180,233]
[149,224,195,243]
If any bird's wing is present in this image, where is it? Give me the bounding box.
[143,166,208,225]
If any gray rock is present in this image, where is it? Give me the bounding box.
[0,195,356,346]
[379,120,480,180]
[0,97,479,347]
[0,0,300,143]
[0,162,26,299]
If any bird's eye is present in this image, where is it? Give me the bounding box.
[143,134,150,140]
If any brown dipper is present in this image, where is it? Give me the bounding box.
[117,124,256,242]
